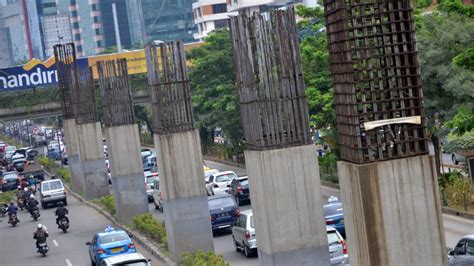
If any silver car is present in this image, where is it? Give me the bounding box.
[232,209,257,257]
[39,179,67,208]
[448,235,474,265]
[327,226,349,265]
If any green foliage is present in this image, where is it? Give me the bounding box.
[188,29,243,151]
[37,155,57,169]
[56,167,71,183]
[92,195,116,216]
[0,191,15,205]
[445,130,474,153]
[179,251,229,266]
[453,46,474,71]
[445,106,474,136]
[0,87,60,109]
[443,172,471,209]
[414,0,432,8]
[132,213,167,251]
[438,0,474,18]
[318,152,338,184]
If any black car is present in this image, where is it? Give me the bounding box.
[1,172,19,191]
[228,176,250,206]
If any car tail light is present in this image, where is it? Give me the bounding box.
[213,184,219,188]
[128,243,135,249]
[234,208,240,216]
[97,248,105,254]
[326,220,335,225]
[236,186,243,192]
[245,230,250,240]
[341,238,347,255]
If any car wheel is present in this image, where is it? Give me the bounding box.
[91,259,96,266]
[41,202,45,209]
[63,199,68,206]
[244,245,251,258]
[233,238,239,252]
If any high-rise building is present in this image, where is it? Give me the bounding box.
[142,0,197,43]
[0,5,12,68]
[226,0,304,13]
[42,13,73,57]
[192,0,237,41]
[0,0,31,65]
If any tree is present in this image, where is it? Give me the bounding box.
[188,29,243,153]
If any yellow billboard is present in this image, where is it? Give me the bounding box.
[88,50,148,79]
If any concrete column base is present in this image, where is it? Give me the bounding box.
[154,130,214,261]
[338,155,447,266]
[82,159,110,200]
[63,119,84,195]
[245,145,330,266]
[163,196,214,261]
[106,124,148,224]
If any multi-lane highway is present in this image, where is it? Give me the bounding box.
[0,188,158,266]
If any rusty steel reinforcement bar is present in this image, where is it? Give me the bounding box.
[229,7,312,151]
[145,41,195,135]
[72,67,99,124]
[53,43,77,119]
[323,0,428,164]
[97,59,135,127]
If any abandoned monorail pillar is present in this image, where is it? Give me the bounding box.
[323,0,447,265]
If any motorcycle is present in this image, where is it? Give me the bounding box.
[59,217,69,233]
[37,242,49,257]
[30,207,40,221]
[0,204,7,217]
[8,213,19,227]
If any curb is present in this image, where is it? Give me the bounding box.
[42,168,176,266]
[203,156,246,169]
[442,207,474,220]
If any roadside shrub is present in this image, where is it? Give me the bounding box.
[37,155,56,169]
[445,175,472,210]
[92,195,116,216]
[56,167,71,183]
[132,213,167,251]
[0,191,15,205]
[179,251,229,266]
[318,152,338,184]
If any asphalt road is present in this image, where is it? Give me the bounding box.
[0,189,157,266]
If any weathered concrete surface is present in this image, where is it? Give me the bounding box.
[154,130,214,262]
[77,121,109,200]
[338,155,447,266]
[63,118,84,195]
[106,124,148,224]
[245,145,330,266]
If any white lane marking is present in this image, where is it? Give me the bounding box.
[65,259,72,266]
[53,240,59,247]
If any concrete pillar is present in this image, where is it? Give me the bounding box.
[76,122,109,200]
[154,130,214,262]
[63,118,84,195]
[338,155,447,266]
[245,145,330,265]
[106,124,148,224]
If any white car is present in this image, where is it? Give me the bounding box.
[206,171,237,195]
[99,253,151,266]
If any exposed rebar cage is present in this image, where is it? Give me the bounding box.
[53,43,76,119]
[97,59,135,127]
[145,41,195,135]
[229,7,312,151]
[71,67,99,124]
[324,0,428,164]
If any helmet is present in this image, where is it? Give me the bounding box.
[10,200,14,204]
[30,194,35,199]
[23,187,28,192]
[17,186,21,190]
[37,224,43,229]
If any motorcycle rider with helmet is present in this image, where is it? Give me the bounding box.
[55,201,69,228]
[33,224,49,251]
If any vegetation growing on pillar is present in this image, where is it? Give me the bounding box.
[91,195,116,217]
[179,251,229,266]
[131,213,167,251]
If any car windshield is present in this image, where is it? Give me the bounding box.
[208,197,235,209]
[42,180,63,191]
[99,232,129,244]
[112,261,148,266]
[239,179,249,186]
[215,173,235,183]
[250,215,254,228]
[4,173,18,180]
[327,230,340,245]
[5,146,16,152]
[324,202,343,216]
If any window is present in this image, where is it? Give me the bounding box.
[241,214,247,228]
[327,230,341,246]
[93,16,99,23]
[216,173,235,183]
[456,240,467,255]
[250,215,254,228]
[72,22,79,29]
[214,19,228,29]
[212,3,227,14]
[197,8,202,17]
[77,45,83,53]
[71,10,77,17]
[97,40,102,47]
[467,240,474,255]
[208,197,235,209]
[95,28,100,35]
[98,233,129,244]
[92,4,98,11]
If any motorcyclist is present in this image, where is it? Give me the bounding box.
[55,202,69,228]
[33,224,49,250]
[16,186,23,199]
[22,187,31,208]
[28,194,39,215]
[6,201,19,224]
[28,175,37,191]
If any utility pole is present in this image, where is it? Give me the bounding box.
[112,2,122,53]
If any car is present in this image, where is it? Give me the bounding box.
[99,253,151,266]
[140,149,153,164]
[10,157,27,172]
[1,171,19,191]
[228,176,250,206]
[144,154,157,169]
[324,196,345,238]
[4,146,16,160]
[208,194,240,232]
[39,179,67,208]
[204,169,219,183]
[0,142,6,153]
[232,209,257,257]
[152,178,163,212]
[145,176,158,203]
[327,226,349,265]
[87,226,137,265]
[206,171,237,196]
[448,235,474,266]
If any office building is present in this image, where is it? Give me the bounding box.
[192,0,237,41]
[42,13,73,57]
